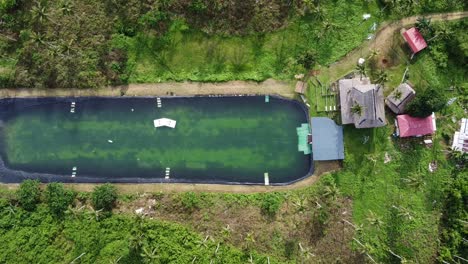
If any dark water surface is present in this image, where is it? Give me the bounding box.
[0,96,312,184]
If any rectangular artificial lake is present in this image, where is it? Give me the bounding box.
[0,96,312,185]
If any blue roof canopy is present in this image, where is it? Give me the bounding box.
[311,117,344,160]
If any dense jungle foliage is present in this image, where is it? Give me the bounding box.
[0,180,286,264]
[0,0,466,88]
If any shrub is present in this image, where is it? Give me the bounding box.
[179,191,201,211]
[44,183,75,217]
[0,198,9,209]
[91,183,118,211]
[17,179,41,211]
[406,87,446,117]
[260,192,282,216]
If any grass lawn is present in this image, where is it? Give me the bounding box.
[124,0,381,83]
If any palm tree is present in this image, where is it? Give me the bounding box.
[322,183,340,201]
[374,70,388,88]
[366,210,384,228]
[66,205,85,219]
[416,16,433,37]
[140,246,159,263]
[402,174,425,189]
[367,49,380,60]
[392,89,403,100]
[392,205,413,222]
[60,0,73,15]
[30,31,46,46]
[86,207,103,221]
[196,235,212,248]
[244,232,256,263]
[351,103,363,116]
[244,232,255,249]
[292,195,308,213]
[30,1,50,25]
[298,243,314,264]
[355,64,367,80]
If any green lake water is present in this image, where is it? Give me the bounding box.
[0,96,311,184]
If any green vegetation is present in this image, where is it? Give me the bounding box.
[2,1,465,88]
[45,182,75,217]
[16,179,40,211]
[260,192,283,217]
[406,87,446,117]
[0,178,358,263]
[91,183,118,211]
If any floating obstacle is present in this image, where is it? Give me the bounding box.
[154,118,176,128]
[157,98,162,108]
[70,102,76,113]
[264,172,269,186]
[165,167,170,179]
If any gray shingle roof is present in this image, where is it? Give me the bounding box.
[385,83,416,114]
[339,78,386,128]
[311,117,344,160]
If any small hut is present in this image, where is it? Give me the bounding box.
[385,83,416,114]
[396,113,436,137]
[402,27,427,54]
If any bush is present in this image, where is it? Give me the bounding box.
[179,191,201,211]
[17,179,41,211]
[406,87,446,117]
[45,183,75,217]
[260,192,282,216]
[91,183,118,211]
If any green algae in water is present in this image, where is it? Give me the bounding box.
[1,96,311,184]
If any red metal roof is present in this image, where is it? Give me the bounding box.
[403,27,427,54]
[397,114,435,137]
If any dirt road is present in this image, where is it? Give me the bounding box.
[0,78,295,99]
[316,11,468,83]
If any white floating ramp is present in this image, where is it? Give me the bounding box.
[154,118,176,128]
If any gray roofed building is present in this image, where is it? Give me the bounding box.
[339,77,386,128]
[311,117,344,160]
[385,83,416,114]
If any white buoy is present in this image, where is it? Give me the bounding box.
[108,140,113,143]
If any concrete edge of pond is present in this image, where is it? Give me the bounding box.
[0,161,341,194]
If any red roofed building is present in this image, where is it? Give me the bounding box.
[402,27,427,54]
[396,113,436,137]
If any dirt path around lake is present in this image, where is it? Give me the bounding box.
[0,79,296,99]
[316,11,468,83]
